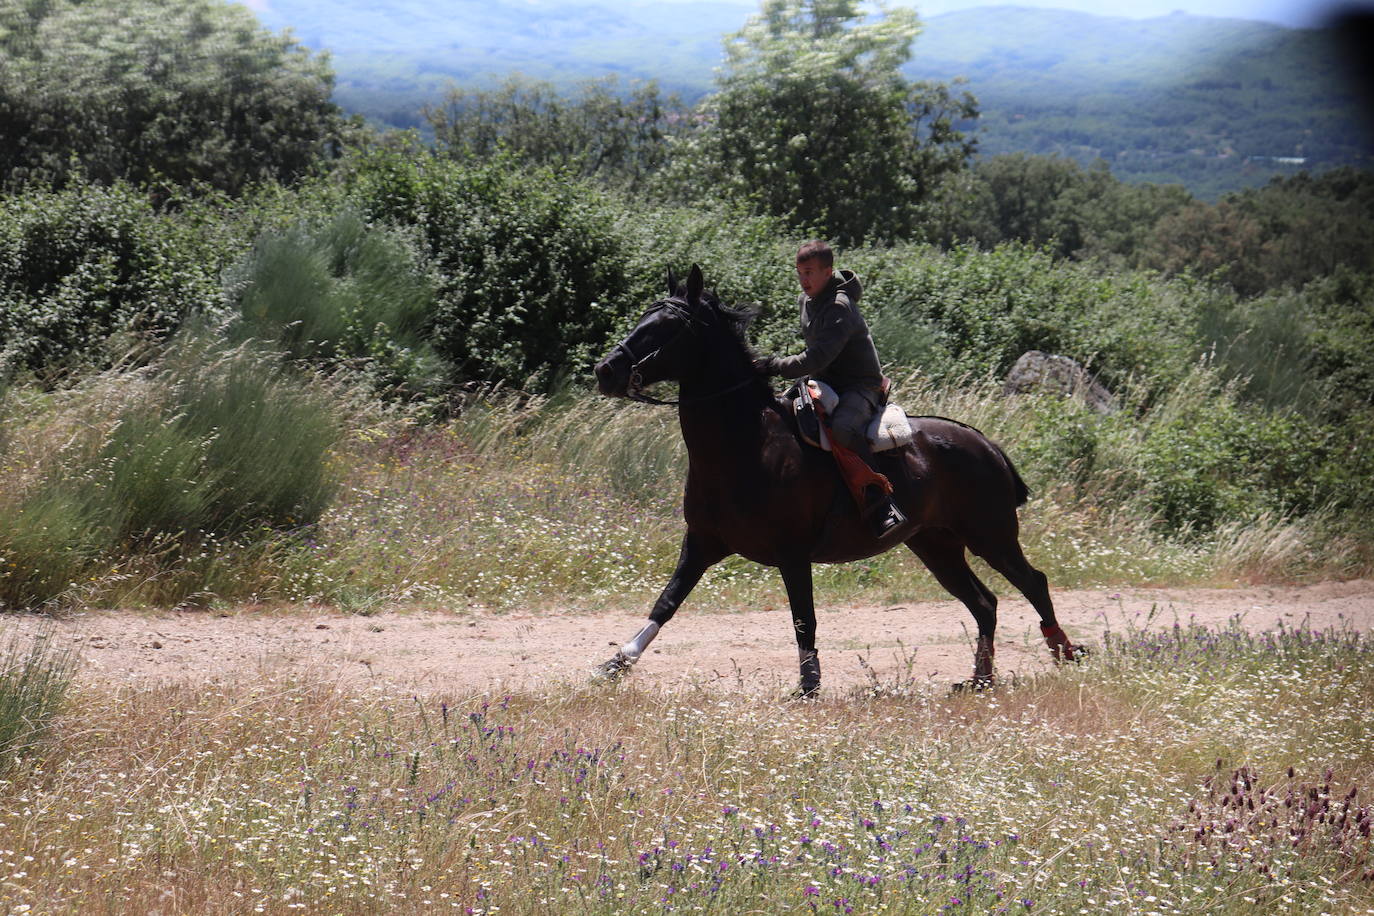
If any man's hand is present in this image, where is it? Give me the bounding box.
[752,356,776,375]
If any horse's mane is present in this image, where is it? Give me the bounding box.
[670,281,762,358]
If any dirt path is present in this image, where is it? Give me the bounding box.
[5,580,1373,695]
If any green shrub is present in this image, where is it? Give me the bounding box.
[613,200,797,343]
[227,208,449,397]
[0,630,75,774]
[0,180,227,380]
[1093,369,1336,532]
[340,145,631,391]
[849,243,1215,390]
[0,487,107,611]
[1194,288,1320,412]
[1292,268,1374,420]
[105,342,342,540]
[0,0,343,195]
[0,343,342,609]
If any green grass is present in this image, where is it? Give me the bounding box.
[0,343,342,610]
[1,619,1370,913]
[0,629,75,775]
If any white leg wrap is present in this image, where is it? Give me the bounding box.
[620,621,661,662]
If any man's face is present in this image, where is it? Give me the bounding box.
[796,258,832,298]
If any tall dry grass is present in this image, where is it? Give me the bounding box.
[3,365,1368,614]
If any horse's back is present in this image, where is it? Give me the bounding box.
[904,415,1030,509]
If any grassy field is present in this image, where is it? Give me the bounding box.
[1,616,1371,914]
[4,343,1371,913]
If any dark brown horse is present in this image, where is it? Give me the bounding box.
[592,265,1082,694]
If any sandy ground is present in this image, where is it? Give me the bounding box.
[4,579,1372,696]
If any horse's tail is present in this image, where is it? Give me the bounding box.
[993,441,1032,507]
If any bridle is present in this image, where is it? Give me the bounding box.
[612,297,757,407]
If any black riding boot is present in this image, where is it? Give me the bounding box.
[865,487,907,538]
[853,445,906,538]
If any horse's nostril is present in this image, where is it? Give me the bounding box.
[594,359,621,395]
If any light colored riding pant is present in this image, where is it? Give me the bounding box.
[829,387,881,452]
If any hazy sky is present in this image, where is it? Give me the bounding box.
[907,0,1369,26]
[648,0,1373,27]
[243,0,1374,29]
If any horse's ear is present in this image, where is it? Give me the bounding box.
[686,264,704,303]
[666,269,678,296]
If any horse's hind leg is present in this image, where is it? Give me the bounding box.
[906,531,998,687]
[969,533,1085,663]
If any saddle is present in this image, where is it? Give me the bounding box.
[791,379,914,453]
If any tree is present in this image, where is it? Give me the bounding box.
[673,0,977,245]
[929,154,1192,261]
[425,76,681,193]
[1138,168,1374,296]
[0,0,344,195]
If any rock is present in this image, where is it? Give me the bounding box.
[1003,350,1116,414]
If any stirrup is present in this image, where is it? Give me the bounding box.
[869,498,906,538]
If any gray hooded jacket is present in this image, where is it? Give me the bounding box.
[771,269,883,392]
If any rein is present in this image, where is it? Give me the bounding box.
[617,298,759,407]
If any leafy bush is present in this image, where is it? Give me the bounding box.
[614,200,797,344]
[103,343,341,540]
[0,180,228,380]
[340,145,632,391]
[1128,378,1330,531]
[427,76,681,193]
[0,0,343,195]
[1006,366,1371,536]
[848,243,1216,390]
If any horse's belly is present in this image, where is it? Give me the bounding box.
[683,498,817,568]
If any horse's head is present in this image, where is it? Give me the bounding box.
[595,264,711,399]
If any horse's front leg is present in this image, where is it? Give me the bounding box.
[596,531,727,680]
[779,561,820,698]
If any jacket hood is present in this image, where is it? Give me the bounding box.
[823,268,861,305]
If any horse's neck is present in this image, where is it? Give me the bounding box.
[677,339,772,471]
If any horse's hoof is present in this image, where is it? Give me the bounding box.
[1054,643,1091,664]
[592,653,634,683]
[951,675,995,694]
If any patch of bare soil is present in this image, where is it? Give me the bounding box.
[4,580,1372,695]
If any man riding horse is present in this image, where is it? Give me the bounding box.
[754,241,906,538]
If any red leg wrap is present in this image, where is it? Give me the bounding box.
[1040,623,1082,663]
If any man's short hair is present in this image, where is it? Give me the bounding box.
[795,240,834,267]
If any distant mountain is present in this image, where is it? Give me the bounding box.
[247,0,744,97]
[240,1,1373,196]
[908,7,1374,195]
